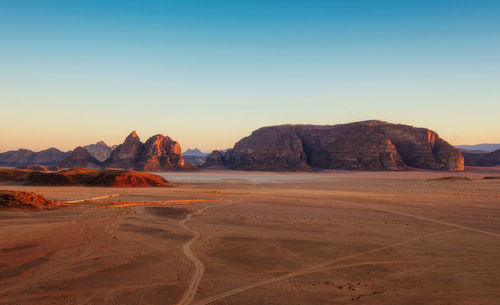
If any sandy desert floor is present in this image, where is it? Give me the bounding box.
[1,168,500,305]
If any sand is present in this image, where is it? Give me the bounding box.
[1,168,499,304]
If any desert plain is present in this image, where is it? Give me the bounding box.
[1,168,500,305]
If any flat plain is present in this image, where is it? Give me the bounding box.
[1,168,500,305]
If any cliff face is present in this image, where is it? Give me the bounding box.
[104,131,144,169]
[103,131,192,171]
[138,135,186,170]
[207,121,464,171]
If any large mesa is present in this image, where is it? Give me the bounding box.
[205,120,464,171]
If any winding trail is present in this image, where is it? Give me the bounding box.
[176,208,207,305]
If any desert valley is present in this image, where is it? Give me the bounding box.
[2,1,500,304]
[1,121,500,305]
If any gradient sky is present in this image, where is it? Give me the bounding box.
[1,0,499,152]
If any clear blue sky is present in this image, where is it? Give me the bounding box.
[1,0,499,152]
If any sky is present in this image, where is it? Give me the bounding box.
[1,0,499,153]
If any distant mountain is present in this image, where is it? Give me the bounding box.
[84,141,114,162]
[182,148,209,157]
[59,147,102,169]
[457,148,489,154]
[0,148,71,167]
[463,149,500,167]
[455,144,500,153]
[181,148,209,166]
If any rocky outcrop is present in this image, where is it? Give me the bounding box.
[103,131,192,171]
[0,190,56,209]
[59,147,102,169]
[104,131,144,169]
[205,149,233,167]
[205,150,225,167]
[0,168,170,187]
[27,168,170,187]
[84,141,114,162]
[0,148,70,167]
[462,149,500,167]
[214,120,464,171]
[138,134,187,170]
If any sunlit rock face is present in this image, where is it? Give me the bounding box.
[138,134,186,170]
[58,147,102,169]
[103,131,191,171]
[212,120,464,171]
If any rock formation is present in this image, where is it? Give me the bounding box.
[58,147,102,169]
[462,149,500,167]
[84,141,114,162]
[137,134,186,170]
[0,190,56,209]
[0,168,170,187]
[207,120,464,171]
[205,150,225,167]
[104,131,144,169]
[205,150,233,167]
[103,131,192,170]
[0,148,70,167]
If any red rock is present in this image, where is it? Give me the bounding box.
[212,120,463,171]
[104,131,193,171]
[0,168,170,187]
[0,190,55,209]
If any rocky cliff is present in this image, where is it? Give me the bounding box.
[206,120,464,171]
[104,131,144,169]
[103,131,192,170]
[58,147,102,169]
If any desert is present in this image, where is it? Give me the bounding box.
[2,1,500,304]
[1,168,499,304]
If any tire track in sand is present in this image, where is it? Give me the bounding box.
[176,182,258,305]
[192,228,460,305]
[176,208,207,305]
